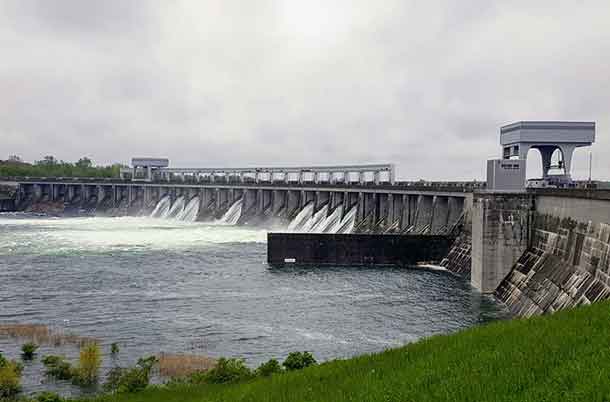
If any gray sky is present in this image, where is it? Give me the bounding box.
[1,0,609,180]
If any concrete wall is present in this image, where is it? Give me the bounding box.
[0,198,15,212]
[495,195,610,316]
[0,184,17,211]
[268,233,454,266]
[471,193,533,293]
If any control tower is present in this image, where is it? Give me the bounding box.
[488,121,596,190]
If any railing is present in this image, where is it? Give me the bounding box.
[3,176,485,193]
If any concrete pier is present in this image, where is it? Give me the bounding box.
[471,192,533,293]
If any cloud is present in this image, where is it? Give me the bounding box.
[1,0,609,180]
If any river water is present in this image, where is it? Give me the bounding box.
[0,214,505,396]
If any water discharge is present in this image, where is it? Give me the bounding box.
[150,196,171,218]
[149,197,354,233]
[302,205,328,232]
[166,196,185,219]
[175,197,200,222]
[287,202,314,231]
[313,205,343,233]
[216,199,243,225]
[336,206,357,234]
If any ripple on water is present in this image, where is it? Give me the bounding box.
[0,214,506,396]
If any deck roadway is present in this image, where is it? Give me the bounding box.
[7,177,476,198]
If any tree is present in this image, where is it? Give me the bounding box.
[7,155,21,163]
[76,157,93,169]
[36,156,57,166]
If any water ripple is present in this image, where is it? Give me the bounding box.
[0,214,506,397]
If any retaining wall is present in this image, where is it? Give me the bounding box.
[267,233,454,266]
[495,195,610,316]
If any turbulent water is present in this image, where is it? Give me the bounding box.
[217,199,243,225]
[0,213,505,396]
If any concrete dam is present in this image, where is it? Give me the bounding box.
[4,121,610,318]
[12,176,471,236]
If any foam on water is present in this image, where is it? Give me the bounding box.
[0,215,266,255]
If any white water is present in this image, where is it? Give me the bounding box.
[150,196,171,218]
[336,206,357,234]
[287,202,314,231]
[0,215,266,254]
[313,205,343,233]
[216,199,243,225]
[176,197,200,222]
[166,196,185,219]
[302,205,328,232]
[150,196,355,232]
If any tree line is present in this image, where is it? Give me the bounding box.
[0,155,125,178]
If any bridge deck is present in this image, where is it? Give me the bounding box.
[7,177,481,197]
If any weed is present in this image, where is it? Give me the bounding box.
[158,353,216,378]
[0,324,98,347]
[103,356,158,394]
[21,342,39,360]
[74,343,102,385]
[0,354,22,399]
[42,355,74,381]
[34,391,65,402]
[282,352,316,371]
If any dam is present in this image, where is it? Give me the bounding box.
[11,174,474,236]
[3,121,610,316]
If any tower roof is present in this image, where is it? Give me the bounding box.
[500,121,595,146]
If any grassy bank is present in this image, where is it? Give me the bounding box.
[87,300,610,402]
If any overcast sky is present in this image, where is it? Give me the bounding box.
[1,1,609,180]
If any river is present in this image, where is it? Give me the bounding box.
[0,213,504,396]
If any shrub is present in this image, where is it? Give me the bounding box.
[103,356,158,394]
[42,355,74,380]
[282,352,317,371]
[110,343,119,355]
[35,391,64,402]
[104,367,148,394]
[255,359,283,377]
[204,358,252,384]
[0,359,22,399]
[136,356,158,372]
[186,370,208,385]
[75,343,102,385]
[22,342,39,359]
[41,355,61,367]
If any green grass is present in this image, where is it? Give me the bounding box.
[92,301,610,402]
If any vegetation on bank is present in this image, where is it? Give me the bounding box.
[3,301,610,401]
[0,156,123,178]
